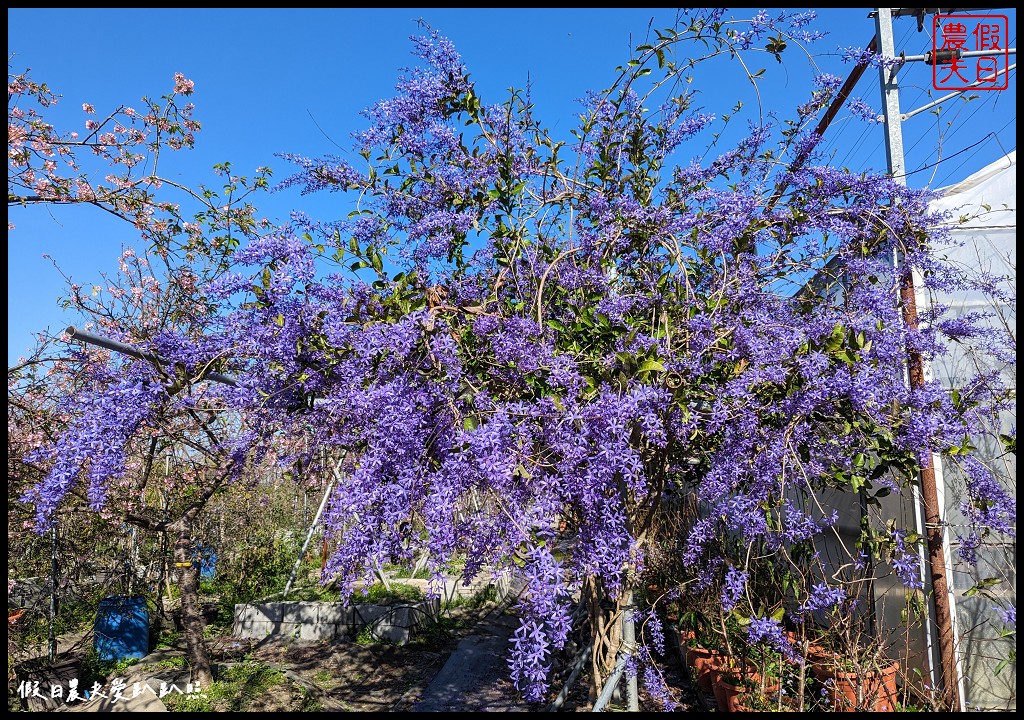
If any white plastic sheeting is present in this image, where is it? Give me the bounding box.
[926,151,1016,711]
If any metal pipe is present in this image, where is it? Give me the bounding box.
[591,642,636,712]
[899,62,1016,121]
[546,643,592,712]
[899,47,1015,64]
[282,454,345,597]
[64,325,239,387]
[620,591,639,711]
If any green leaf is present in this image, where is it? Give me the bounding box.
[638,359,666,375]
[963,577,1002,597]
[998,433,1016,455]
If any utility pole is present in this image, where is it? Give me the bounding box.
[870,7,1013,711]
[873,9,948,706]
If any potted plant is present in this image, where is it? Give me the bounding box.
[679,610,725,693]
[810,645,900,712]
[712,657,777,712]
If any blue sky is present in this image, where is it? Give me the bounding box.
[7,7,1017,366]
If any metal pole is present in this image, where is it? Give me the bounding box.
[591,647,634,712]
[48,525,58,662]
[620,590,639,711]
[64,325,238,386]
[875,7,965,711]
[282,454,344,597]
[762,34,879,218]
[546,643,592,712]
[899,62,1016,122]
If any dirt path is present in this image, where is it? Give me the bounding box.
[412,614,525,712]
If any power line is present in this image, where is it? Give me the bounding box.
[937,117,1015,186]
[836,117,877,171]
[897,131,1001,181]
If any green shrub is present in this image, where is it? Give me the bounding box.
[356,581,423,605]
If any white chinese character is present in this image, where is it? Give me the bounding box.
[18,680,41,698]
[108,677,127,703]
[158,681,184,698]
[132,680,157,697]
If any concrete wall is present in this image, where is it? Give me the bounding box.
[233,573,516,646]
[233,598,441,645]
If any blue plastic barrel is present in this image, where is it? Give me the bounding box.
[94,595,149,662]
[197,545,217,580]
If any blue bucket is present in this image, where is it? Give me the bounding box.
[94,595,149,662]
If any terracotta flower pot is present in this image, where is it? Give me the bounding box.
[687,645,724,693]
[811,660,899,711]
[714,670,779,712]
[785,629,828,663]
[677,629,694,664]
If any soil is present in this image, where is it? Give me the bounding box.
[200,604,696,713]
[11,604,698,713]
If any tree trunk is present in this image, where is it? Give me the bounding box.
[585,575,623,704]
[171,519,213,687]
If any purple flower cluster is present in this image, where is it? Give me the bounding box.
[507,544,571,702]
[721,566,748,612]
[800,583,848,615]
[840,46,903,69]
[847,96,882,124]
[21,370,165,530]
[993,604,1015,628]
[746,616,797,662]
[17,12,1015,707]
[888,528,924,590]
